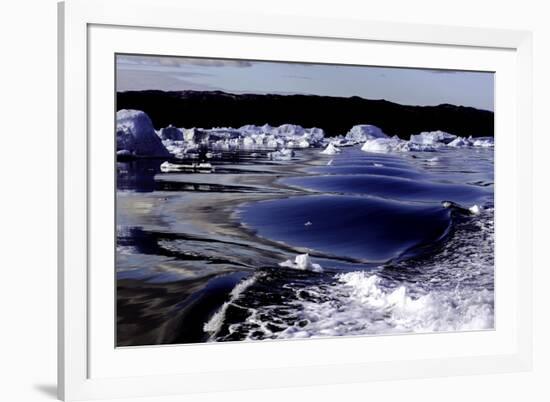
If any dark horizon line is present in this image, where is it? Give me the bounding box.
[115,89,494,114]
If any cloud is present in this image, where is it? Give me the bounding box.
[117,55,253,68]
[116,69,218,92]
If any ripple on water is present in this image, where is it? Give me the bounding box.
[238,195,452,263]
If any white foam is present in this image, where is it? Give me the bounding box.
[203,274,259,339]
[275,272,494,338]
[279,254,323,273]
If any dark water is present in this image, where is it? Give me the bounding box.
[239,195,452,262]
[116,146,494,345]
[210,147,494,340]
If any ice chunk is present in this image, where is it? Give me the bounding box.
[327,137,354,147]
[159,125,184,141]
[409,130,457,146]
[242,136,256,148]
[279,254,323,272]
[274,124,305,136]
[469,205,481,215]
[448,137,472,147]
[268,148,294,161]
[361,137,409,153]
[160,161,213,173]
[304,127,326,146]
[407,142,438,152]
[320,143,341,155]
[116,110,170,157]
[345,125,387,143]
[472,137,494,147]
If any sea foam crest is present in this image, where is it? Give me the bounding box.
[203,274,259,339]
[275,271,494,339]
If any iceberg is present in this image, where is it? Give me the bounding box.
[320,143,341,155]
[273,124,305,136]
[409,130,456,146]
[304,127,326,146]
[279,254,323,273]
[361,137,409,153]
[448,136,472,148]
[197,123,325,150]
[159,125,184,141]
[116,110,170,157]
[345,125,387,143]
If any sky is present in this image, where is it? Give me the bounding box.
[116,54,494,111]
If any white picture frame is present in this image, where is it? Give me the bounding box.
[58,0,533,400]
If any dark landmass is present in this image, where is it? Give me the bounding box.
[117,90,494,138]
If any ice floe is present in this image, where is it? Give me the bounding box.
[279,254,323,273]
[268,148,294,161]
[160,161,214,173]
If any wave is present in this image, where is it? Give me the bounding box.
[213,270,494,341]
[203,274,260,339]
[207,207,494,341]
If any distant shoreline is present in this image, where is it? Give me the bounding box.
[117,90,494,138]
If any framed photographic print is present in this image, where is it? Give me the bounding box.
[58,0,533,400]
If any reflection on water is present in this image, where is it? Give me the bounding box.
[117,160,163,192]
